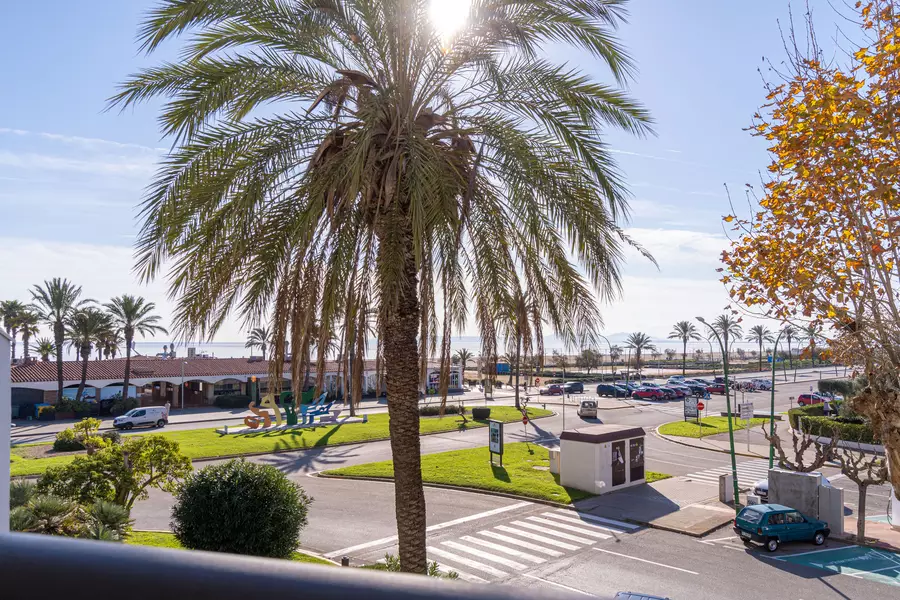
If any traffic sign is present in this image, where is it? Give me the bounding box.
[522,415,529,425]
[697,401,705,411]
[739,402,754,421]
[684,397,699,419]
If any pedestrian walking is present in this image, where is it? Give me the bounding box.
[823,395,831,417]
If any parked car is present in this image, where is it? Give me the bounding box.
[669,384,694,397]
[706,383,726,395]
[691,378,715,386]
[752,475,833,503]
[113,406,168,430]
[797,393,829,406]
[631,387,665,400]
[733,504,829,552]
[638,382,673,399]
[751,378,773,391]
[681,381,707,395]
[597,383,629,398]
[539,384,564,396]
[616,381,642,392]
[577,399,598,418]
[666,375,686,384]
[714,376,726,384]
[563,381,585,394]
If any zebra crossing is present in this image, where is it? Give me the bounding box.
[423,509,640,582]
[683,459,772,489]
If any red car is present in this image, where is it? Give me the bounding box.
[706,384,726,395]
[631,387,665,399]
[539,384,564,396]
[798,393,828,406]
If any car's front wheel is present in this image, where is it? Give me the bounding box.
[123,423,133,431]
[766,538,779,552]
[814,532,826,546]
[156,419,166,428]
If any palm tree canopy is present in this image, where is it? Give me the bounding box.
[1,300,27,331]
[668,320,700,342]
[712,314,743,342]
[625,331,656,352]
[66,308,113,352]
[30,279,92,325]
[17,311,41,338]
[31,338,57,360]
[111,0,654,379]
[104,295,168,339]
[747,325,774,344]
[245,326,271,350]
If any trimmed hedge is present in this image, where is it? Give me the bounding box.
[214,394,252,409]
[419,405,463,417]
[799,415,877,444]
[471,407,491,420]
[787,403,842,429]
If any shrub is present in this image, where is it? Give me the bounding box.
[38,405,56,420]
[87,500,133,539]
[471,407,491,420]
[101,430,122,445]
[419,405,462,417]
[110,397,140,416]
[799,415,877,444]
[787,404,841,429]
[214,394,252,409]
[369,553,458,579]
[53,428,85,452]
[10,480,36,509]
[172,459,312,559]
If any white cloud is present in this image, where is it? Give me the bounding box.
[0,127,164,154]
[0,150,156,177]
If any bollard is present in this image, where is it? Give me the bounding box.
[223,424,228,434]
[341,556,350,567]
[363,414,368,423]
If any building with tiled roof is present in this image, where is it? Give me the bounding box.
[10,355,462,416]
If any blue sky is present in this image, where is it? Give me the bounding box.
[0,1,842,347]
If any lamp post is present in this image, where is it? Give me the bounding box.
[698,317,740,516]
[625,348,631,388]
[598,334,614,378]
[769,328,786,470]
[705,336,716,377]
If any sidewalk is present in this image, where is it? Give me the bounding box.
[573,477,735,537]
[654,423,772,459]
[843,517,900,552]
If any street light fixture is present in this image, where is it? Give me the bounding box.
[697,316,740,516]
[768,328,787,470]
[598,334,614,377]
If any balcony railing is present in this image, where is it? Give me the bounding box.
[0,533,595,599]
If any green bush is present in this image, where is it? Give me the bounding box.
[110,397,140,416]
[172,459,312,559]
[38,405,56,420]
[799,415,877,444]
[419,405,463,416]
[214,394,252,409]
[10,480,36,509]
[101,430,122,445]
[787,403,841,429]
[53,428,86,452]
[471,407,491,420]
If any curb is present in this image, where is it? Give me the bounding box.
[652,424,769,460]
[10,411,556,478]
[130,530,341,565]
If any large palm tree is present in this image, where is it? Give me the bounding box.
[747,325,774,372]
[17,311,41,362]
[453,348,473,373]
[104,295,168,400]
[1,299,27,362]
[668,320,700,376]
[802,322,822,366]
[712,314,743,361]
[625,332,656,376]
[245,327,272,360]
[31,279,92,401]
[66,308,113,402]
[609,345,622,374]
[31,338,57,362]
[113,0,651,572]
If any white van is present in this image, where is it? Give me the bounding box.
[577,399,598,419]
[113,406,168,430]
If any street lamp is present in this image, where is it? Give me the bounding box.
[697,316,740,516]
[705,336,716,377]
[598,334,614,378]
[768,328,787,470]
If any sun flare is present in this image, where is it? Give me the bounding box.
[429,0,472,40]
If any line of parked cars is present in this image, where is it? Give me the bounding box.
[542,375,777,401]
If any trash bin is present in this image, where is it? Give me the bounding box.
[548,447,560,474]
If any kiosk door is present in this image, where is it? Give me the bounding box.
[611,441,626,486]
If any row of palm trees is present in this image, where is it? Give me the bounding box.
[2,279,166,402]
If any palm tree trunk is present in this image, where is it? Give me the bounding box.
[378,216,427,574]
[788,338,793,369]
[514,335,521,410]
[682,340,687,375]
[123,333,133,400]
[76,345,90,402]
[759,340,763,372]
[23,332,31,361]
[10,327,17,361]
[54,321,65,402]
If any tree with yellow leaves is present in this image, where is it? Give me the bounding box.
[722,0,900,502]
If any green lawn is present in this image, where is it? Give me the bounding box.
[10,406,551,477]
[658,416,767,439]
[126,531,333,565]
[323,442,670,503]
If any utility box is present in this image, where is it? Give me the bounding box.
[818,483,844,537]
[559,424,645,495]
[719,473,735,504]
[769,469,821,517]
[548,447,560,474]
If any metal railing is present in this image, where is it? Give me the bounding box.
[0,533,594,599]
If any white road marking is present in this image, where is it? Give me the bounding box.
[324,501,531,558]
[592,548,699,575]
[773,545,858,560]
[541,511,633,534]
[521,573,593,596]
[459,536,545,564]
[427,546,508,578]
[481,531,564,557]
[441,540,529,570]
[514,520,598,545]
[553,509,640,531]
[433,562,487,583]
[525,516,612,539]
[495,525,581,550]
